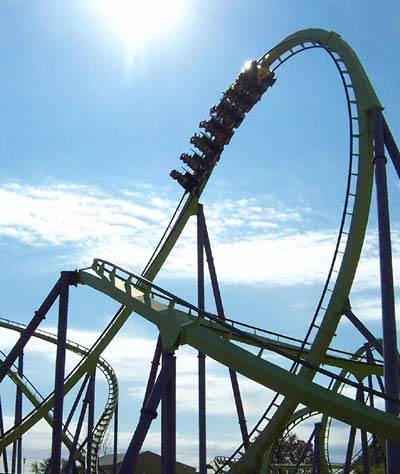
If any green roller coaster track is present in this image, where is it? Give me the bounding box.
[1,28,398,474]
[0,318,118,472]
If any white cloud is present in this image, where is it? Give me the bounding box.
[347,297,383,322]
[1,181,399,291]
[0,182,174,270]
[202,231,337,286]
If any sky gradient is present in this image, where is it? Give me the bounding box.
[1,1,400,470]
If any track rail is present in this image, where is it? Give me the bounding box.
[74,260,400,439]
[0,28,394,474]
[138,29,381,473]
[0,318,118,472]
[0,350,85,465]
[211,29,380,473]
[323,344,386,473]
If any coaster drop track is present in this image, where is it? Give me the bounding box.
[0,28,399,474]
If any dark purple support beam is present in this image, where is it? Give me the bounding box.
[0,278,62,383]
[365,340,385,394]
[373,108,400,474]
[365,346,382,465]
[16,354,23,474]
[63,376,93,474]
[50,272,72,474]
[200,208,249,449]
[161,352,176,474]
[118,356,173,474]
[0,395,9,473]
[375,372,386,395]
[64,374,90,433]
[113,402,118,474]
[312,422,321,474]
[198,352,206,473]
[291,425,316,474]
[344,309,383,356]
[197,204,207,474]
[227,371,249,448]
[343,424,357,474]
[383,116,400,180]
[358,386,370,474]
[86,374,96,474]
[345,313,385,394]
[143,337,162,405]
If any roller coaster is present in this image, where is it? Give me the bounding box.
[1,28,400,474]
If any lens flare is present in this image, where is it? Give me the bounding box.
[95,0,183,51]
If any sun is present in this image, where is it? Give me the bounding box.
[94,0,184,51]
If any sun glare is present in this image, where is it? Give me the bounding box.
[95,0,184,51]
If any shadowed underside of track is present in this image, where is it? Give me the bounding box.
[77,261,400,456]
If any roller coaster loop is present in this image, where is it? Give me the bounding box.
[1,28,400,474]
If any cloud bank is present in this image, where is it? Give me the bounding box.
[1,181,378,288]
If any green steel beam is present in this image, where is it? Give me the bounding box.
[196,319,384,379]
[76,268,400,446]
[77,28,385,474]
[0,354,84,464]
[233,29,381,472]
[0,319,118,470]
[1,28,390,474]
[0,307,131,452]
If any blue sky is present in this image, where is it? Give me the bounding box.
[1,0,400,470]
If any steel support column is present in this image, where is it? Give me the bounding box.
[50,272,72,474]
[64,377,93,474]
[383,117,400,180]
[161,352,176,474]
[291,425,316,474]
[312,422,321,474]
[64,374,90,433]
[12,353,23,474]
[343,424,356,474]
[373,108,400,474]
[118,356,173,474]
[358,386,370,474]
[344,309,383,356]
[200,207,249,449]
[343,378,368,474]
[0,278,62,383]
[197,204,207,474]
[0,395,8,473]
[365,344,381,466]
[86,373,96,474]
[143,337,162,405]
[113,402,118,474]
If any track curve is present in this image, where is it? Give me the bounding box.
[76,260,399,466]
[137,28,383,472]
[0,349,85,466]
[0,318,118,473]
[322,343,386,473]
[0,28,395,474]
[232,29,380,473]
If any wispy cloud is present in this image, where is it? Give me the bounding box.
[0,182,175,269]
[0,181,339,286]
[1,181,398,288]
